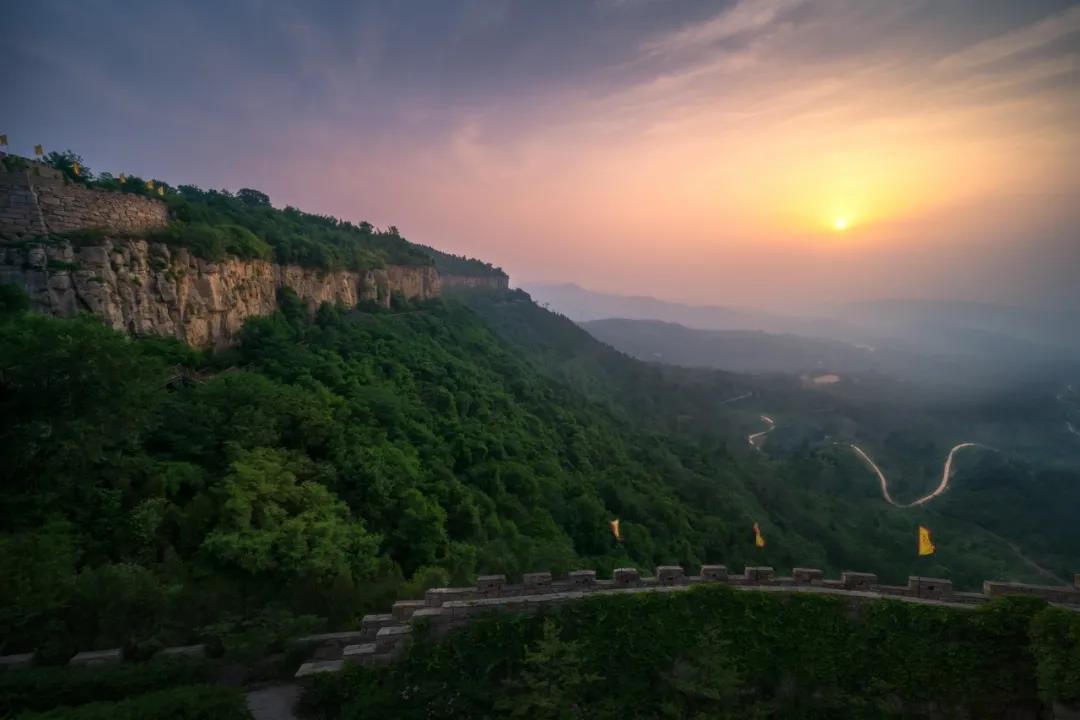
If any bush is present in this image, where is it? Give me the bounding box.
[0,657,212,715]
[14,684,250,720]
[304,587,1053,719]
[1031,606,1080,705]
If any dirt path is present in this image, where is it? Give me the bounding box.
[747,415,775,450]
[848,442,982,508]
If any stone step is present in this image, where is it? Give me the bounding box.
[295,659,344,678]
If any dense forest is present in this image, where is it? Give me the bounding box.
[0,281,1060,662]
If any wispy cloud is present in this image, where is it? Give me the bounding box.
[645,0,804,55]
[937,3,1080,71]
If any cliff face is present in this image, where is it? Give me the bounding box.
[440,274,510,291]
[0,239,440,348]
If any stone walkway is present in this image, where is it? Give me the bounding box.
[246,683,302,720]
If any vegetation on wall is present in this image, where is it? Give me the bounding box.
[27,150,432,271]
[302,587,1061,719]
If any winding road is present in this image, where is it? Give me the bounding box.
[747,415,775,450]
[848,442,981,508]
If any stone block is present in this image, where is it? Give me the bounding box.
[342,643,377,665]
[0,653,34,669]
[359,614,395,640]
[745,566,775,584]
[392,600,425,621]
[907,576,954,600]
[158,644,206,658]
[523,571,553,592]
[614,567,641,586]
[566,570,596,589]
[700,565,728,581]
[295,659,344,678]
[477,574,506,596]
[375,625,412,653]
[70,649,122,666]
[411,607,446,622]
[656,566,686,585]
[841,572,877,591]
[793,568,824,585]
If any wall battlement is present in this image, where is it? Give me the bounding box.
[0,160,168,241]
[293,565,1080,678]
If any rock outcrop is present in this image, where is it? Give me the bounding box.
[440,274,510,291]
[0,239,440,348]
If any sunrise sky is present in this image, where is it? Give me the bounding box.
[5,1,1079,311]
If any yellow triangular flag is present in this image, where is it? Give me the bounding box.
[145,179,154,190]
[0,134,8,146]
[918,525,935,556]
[157,186,164,196]
[609,518,622,543]
[119,174,127,184]
[72,162,80,176]
[34,144,44,156]
[753,521,766,548]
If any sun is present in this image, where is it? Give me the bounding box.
[832,217,850,231]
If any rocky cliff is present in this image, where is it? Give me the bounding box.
[0,239,440,348]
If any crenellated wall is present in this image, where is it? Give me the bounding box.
[0,162,167,241]
[0,159,444,347]
[293,565,1080,677]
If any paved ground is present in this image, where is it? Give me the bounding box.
[246,683,302,720]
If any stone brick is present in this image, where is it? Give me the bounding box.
[657,565,686,585]
[745,566,775,583]
[375,625,412,653]
[793,568,824,585]
[841,572,878,591]
[392,600,425,621]
[477,574,506,596]
[614,567,641,586]
[70,649,122,666]
[566,570,597,588]
[523,571,553,592]
[295,659,344,678]
[700,565,728,581]
[907,576,953,600]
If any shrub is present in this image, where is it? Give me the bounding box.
[14,684,250,720]
[0,657,212,715]
[1031,606,1080,705]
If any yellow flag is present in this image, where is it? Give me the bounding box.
[753,521,766,548]
[918,525,935,556]
[0,134,8,146]
[609,519,622,543]
[119,174,127,184]
[72,162,80,176]
[145,180,154,190]
[34,144,44,156]
[157,186,164,196]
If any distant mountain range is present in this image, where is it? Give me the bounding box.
[525,283,1080,385]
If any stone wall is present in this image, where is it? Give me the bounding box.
[0,158,445,347]
[294,565,1080,677]
[0,161,167,241]
[0,239,441,348]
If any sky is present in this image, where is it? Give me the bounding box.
[4,0,1079,311]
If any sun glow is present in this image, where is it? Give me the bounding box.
[833,217,850,231]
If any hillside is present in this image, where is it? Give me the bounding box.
[581,317,879,375]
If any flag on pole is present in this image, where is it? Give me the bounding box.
[609,519,622,543]
[753,522,766,548]
[0,134,8,146]
[918,525,935,556]
[157,186,164,196]
[119,174,126,184]
[145,180,154,190]
[72,162,80,176]
[34,144,44,156]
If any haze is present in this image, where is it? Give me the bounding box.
[5,0,1078,312]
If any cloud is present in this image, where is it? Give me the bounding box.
[645,0,804,55]
[937,3,1080,71]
